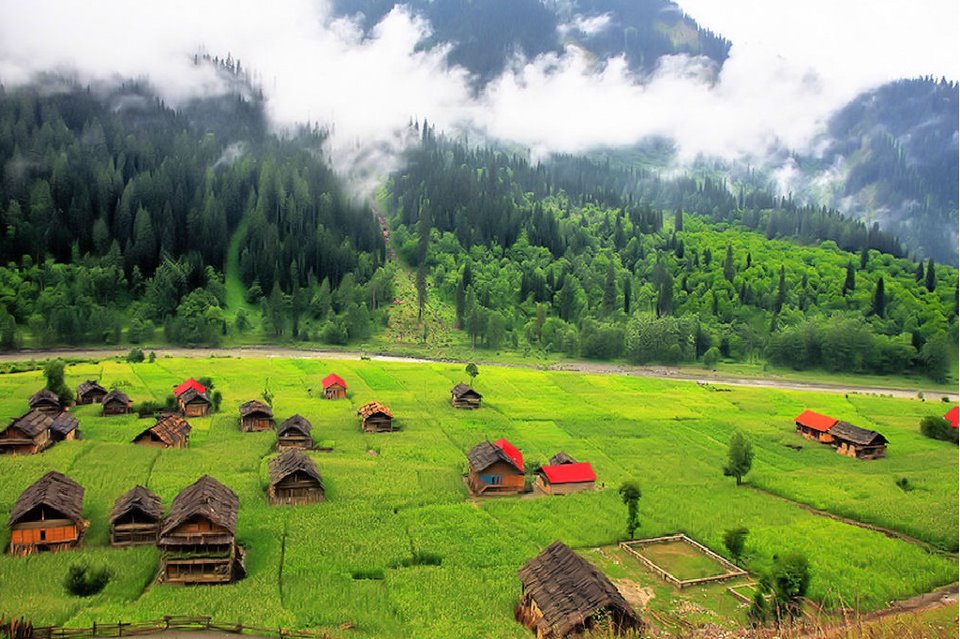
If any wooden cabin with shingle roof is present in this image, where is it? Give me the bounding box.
[8,472,88,555]
[110,486,163,546]
[178,387,212,418]
[321,373,347,400]
[267,449,325,505]
[358,401,395,432]
[102,389,133,416]
[76,380,107,405]
[29,388,62,414]
[451,383,482,409]
[466,439,525,496]
[0,411,54,455]
[516,541,641,638]
[158,475,244,584]
[548,452,576,466]
[830,421,888,459]
[133,414,191,449]
[277,415,313,450]
[239,400,274,432]
[49,412,80,443]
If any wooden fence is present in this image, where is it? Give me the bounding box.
[619,534,748,589]
[3,616,338,639]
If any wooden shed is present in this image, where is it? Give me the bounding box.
[8,471,87,555]
[466,438,525,496]
[267,449,325,505]
[794,409,838,443]
[49,412,80,443]
[158,475,244,584]
[0,411,54,455]
[178,387,212,418]
[133,413,191,449]
[358,401,396,432]
[102,389,133,416]
[321,373,347,400]
[534,462,596,496]
[830,421,888,459]
[549,452,576,466]
[29,389,62,414]
[516,541,641,638]
[76,380,107,405]
[277,415,313,450]
[451,383,483,409]
[110,486,163,546]
[174,378,206,397]
[239,400,274,432]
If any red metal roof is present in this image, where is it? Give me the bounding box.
[541,462,596,484]
[322,373,347,389]
[794,409,837,432]
[173,378,206,397]
[945,406,959,428]
[494,438,524,472]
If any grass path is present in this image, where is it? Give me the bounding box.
[223,217,259,327]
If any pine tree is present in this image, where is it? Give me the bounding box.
[915,261,925,282]
[622,275,631,315]
[602,261,616,315]
[925,258,936,292]
[723,244,735,282]
[842,262,855,295]
[774,265,786,313]
[860,245,869,270]
[872,276,885,317]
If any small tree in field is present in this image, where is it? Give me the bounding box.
[769,553,811,621]
[618,481,641,539]
[465,362,479,386]
[723,527,749,562]
[43,359,71,406]
[723,431,754,486]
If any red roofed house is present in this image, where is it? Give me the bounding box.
[322,374,347,400]
[173,378,206,398]
[466,438,526,496]
[795,410,838,443]
[535,462,597,496]
[945,406,958,429]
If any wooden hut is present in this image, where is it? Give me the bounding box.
[549,452,576,466]
[358,401,396,432]
[830,421,888,459]
[451,383,483,409]
[277,415,313,450]
[321,373,347,400]
[0,411,54,455]
[466,438,525,496]
[267,449,325,505]
[178,387,212,418]
[76,380,107,405]
[48,412,80,443]
[516,541,641,638]
[534,463,596,496]
[239,400,274,432]
[794,409,838,443]
[174,378,206,397]
[133,413,191,449]
[28,389,61,414]
[110,486,163,546]
[7,472,87,555]
[102,389,133,416]
[158,475,244,584]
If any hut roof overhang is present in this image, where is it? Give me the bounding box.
[161,475,238,537]
[830,421,888,446]
[174,378,206,397]
[794,409,838,432]
[6,410,54,438]
[103,389,131,406]
[358,401,393,419]
[29,388,60,407]
[8,471,85,526]
[49,412,80,436]
[278,415,312,437]
[110,485,163,524]
[322,374,347,389]
[451,383,482,399]
[268,449,323,488]
[178,387,211,405]
[77,380,106,397]
[138,414,191,445]
[467,440,523,474]
[239,400,273,418]
[540,462,596,484]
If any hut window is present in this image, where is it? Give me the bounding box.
[480,474,502,485]
[39,530,46,541]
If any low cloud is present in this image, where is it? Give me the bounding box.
[0,0,942,198]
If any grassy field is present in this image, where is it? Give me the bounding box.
[0,357,956,638]
[635,540,731,581]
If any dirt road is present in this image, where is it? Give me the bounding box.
[0,346,954,402]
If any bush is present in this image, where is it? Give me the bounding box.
[723,527,749,560]
[64,564,110,597]
[133,400,165,417]
[703,347,721,369]
[895,477,914,492]
[126,347,145,363]
[920,416,958,444]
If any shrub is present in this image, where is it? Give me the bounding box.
[703,346,721,369]
[133,400,165,417]
[64,564,110,597]
[723,527,749,560]
[919,416,958,444]
[126,347,145,363]
[895,477,914,492]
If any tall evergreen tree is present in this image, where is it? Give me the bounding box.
[842,262,855,295]
[622,275,631,315]
[602,261,617,315]
[723,244,735,282]
[925,258,936,292]
[774,265,786,313]
[915,261,925,282]
[674,207,683,232]
[872,276,886,317]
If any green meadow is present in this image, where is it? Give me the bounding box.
[0,357,956,638]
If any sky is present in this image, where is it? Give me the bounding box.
[0,0,956,194]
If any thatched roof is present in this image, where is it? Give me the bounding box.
[278,414,312,437]
[8,471,85,527]
[29,388,61,407]
[49,412,80,436]
[451,383,482,399]
[103,389,131,406]
[518,541,640,637]
[110,485,163,524]
[549,451,577,466]
[467,440,523,474]
[6,410,54,437]
[179,387,211,405]
[77,380,106,397]
[138,413,191,446]
[161,475,238,537]
[239,400,273,418]
[268,449,323,488]
[358,401,393,419]
[830,421,888,446]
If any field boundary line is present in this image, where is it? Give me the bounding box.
[747,484,957,557]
